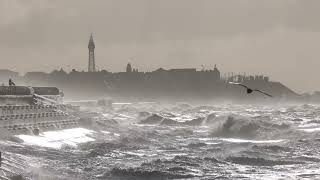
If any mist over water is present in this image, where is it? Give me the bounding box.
[3,102,320,179]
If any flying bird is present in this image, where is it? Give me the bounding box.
[228,82,273,97]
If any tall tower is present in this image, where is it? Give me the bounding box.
[126,63,132,73]
[88,34,96,72]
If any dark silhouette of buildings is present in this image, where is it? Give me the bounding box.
[15,61,299,101]
[88,34,96,72]
[2,35,300,101]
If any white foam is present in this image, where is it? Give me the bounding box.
[113,102,132,105]
[220,138,284,144]
[116,114,134,119]
[137,102,156,104]
[124,151,145,157]
[134,124,157,127]
[298,123,319,128]
[300,127,320,132]
[101,130,111,134]
[204,142,220,145]
[101,131,120,137]
[17,128,95,149]
[198,137,283,144]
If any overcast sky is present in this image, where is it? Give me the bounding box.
[0,0,319,92]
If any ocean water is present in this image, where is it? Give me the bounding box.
[2,103,320,179]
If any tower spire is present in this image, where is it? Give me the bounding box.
[88,33,96,72]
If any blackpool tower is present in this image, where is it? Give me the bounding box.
[88,34,96,72]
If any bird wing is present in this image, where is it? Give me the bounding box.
[253,89,273,97]
[228,82,249,89]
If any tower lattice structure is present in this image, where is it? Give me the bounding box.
[88,34,96,72]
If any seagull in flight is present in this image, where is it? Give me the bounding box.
[228,82,273,97]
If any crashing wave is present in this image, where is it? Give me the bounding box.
[109,167,195,179]
[226,156,304,166]
[187,142,207,148]
[139,113,216,126]
[252,145,291,152]
[210,116,260,138]
[139,114,164,124]
[138,111,152,119]
[107,155,221,179]
[210,115,291,139]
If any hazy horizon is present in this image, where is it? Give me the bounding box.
[1,0,320,93]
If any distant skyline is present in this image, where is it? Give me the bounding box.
[1,0,320,93]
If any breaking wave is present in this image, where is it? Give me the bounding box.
[209,114,291,139]
[225,156,304,166]
[3,103,320,179]
[107,155,221,179]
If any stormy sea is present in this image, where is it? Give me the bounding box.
[2,102,320,179]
